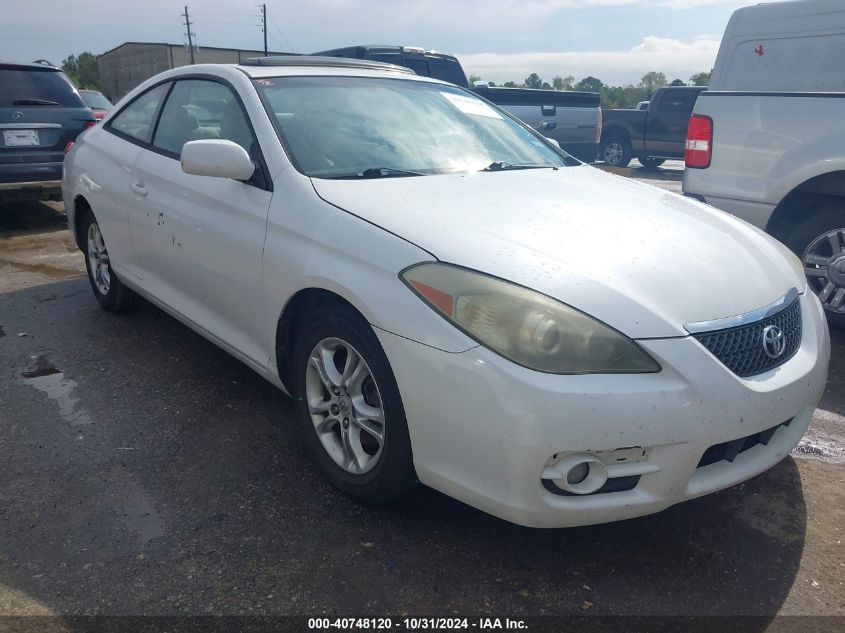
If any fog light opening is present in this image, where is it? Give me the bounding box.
[567,462,589,485]
[554,456,608,495]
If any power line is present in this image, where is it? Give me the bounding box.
[272,21,295,53]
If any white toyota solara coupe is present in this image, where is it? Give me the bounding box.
[62,57,830,528]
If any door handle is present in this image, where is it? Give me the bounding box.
[130,182,148,197]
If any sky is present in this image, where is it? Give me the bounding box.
[2,0,785,86]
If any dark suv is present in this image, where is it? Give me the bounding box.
[0,61,94,202]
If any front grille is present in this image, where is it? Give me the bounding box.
[697,419,791,468]
[693,298,801,377]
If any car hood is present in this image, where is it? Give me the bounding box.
[312,166,805,338]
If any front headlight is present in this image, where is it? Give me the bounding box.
[401,263,660,374]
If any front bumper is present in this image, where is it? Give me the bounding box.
[376,291,830,528]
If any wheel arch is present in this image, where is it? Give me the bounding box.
[71,194,92,251]
[274,287,370,391]
[766,171,845,243]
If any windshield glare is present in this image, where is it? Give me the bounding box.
[253,76,575,178]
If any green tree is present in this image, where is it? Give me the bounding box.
[669,78,686,86]
[524,72,543,89]
[468,74,482,85]
[689,71,711,86]
[638,71,667,97]
[574,76,603,93]
[502,81,519,88]
[552,75,574,91]
[62,51,100,89]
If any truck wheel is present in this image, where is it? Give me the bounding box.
[784,202,845,329]
[600,137,632,168]
[638,157,665,170]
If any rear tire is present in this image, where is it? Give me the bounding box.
[638,157,665,170]
[782,200,845,329]
[292,305,417,504]
[82,208,139,312]
[600,137,632,168]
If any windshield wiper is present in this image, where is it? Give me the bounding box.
[355,167,426,179]
[12,98,60,106]
[482,161,559,172]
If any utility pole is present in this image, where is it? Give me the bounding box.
[261,4,268,55]
[183,5,196,64]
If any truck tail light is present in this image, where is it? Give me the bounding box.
[64,142,75,155]
[685,114,713,169]
[596,107,602,145]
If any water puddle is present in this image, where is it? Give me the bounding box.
[22,356,93,426]
[792,409,845,465]
[122,490,165,543]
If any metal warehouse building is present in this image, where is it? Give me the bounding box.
[97,42,284,100]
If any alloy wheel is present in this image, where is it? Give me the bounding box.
[803,228,845,313]
[87,222,111,295]
[603,142,623,165]
[305,337,385,474]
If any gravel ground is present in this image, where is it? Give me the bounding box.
[0,187,843,620]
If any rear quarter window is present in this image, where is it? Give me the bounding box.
[427,58,467,86]
[0,68,85,107]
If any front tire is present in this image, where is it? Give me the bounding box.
[292,306,417,503]
[783,200,845,329]
[599,136,632,168]
[638,157,665,170]
[82,208,139,312]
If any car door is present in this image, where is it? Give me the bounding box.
[130,78,273,367]
[88,81,172,281]
[644,89,699,157]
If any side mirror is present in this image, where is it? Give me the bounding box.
[181,139,255,180]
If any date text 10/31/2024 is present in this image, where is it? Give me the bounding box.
[307,618,528,630]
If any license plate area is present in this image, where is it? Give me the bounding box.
[3,129,40,146]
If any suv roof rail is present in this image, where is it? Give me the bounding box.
[241,55,414,75]
[32,59,56,67]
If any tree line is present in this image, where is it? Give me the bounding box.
[60,47,712,112]
[468,71,712,109]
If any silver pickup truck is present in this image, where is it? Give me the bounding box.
[683,0,845,328]
[313,45,602,163]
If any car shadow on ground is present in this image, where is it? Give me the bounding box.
[0,278,807,620]
[0,200,68,237]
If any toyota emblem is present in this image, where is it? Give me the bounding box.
[12,111,25,122]
[762,325,786,359]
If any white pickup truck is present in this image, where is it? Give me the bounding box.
[683,0,845,327]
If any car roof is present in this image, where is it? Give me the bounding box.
[314,45,460,61]
[0,61,60,71]
[239,55,414,75]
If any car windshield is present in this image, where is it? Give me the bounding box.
[252,76,576,178]
[81,91,113,110]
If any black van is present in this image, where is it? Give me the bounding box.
[0,61,95,201]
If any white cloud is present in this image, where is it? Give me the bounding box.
[459,36,720,85]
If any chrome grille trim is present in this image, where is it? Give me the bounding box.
[684,287,800,334]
